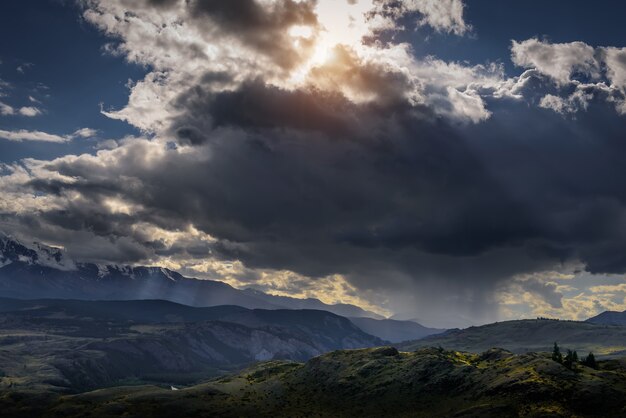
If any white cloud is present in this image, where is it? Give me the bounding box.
[410,0,470,35]
[511,38,626,115]
[539,88,593,114]
[95,139,119,150]
[16,63,33,74]
[0,129,70,143]
[0,127,101,143]
[511,38,599,85]
[370,0,470,36]
[0,101,14,115]
[18,106,42,117]
[603,47,626,89]
[81,0,505,127]
[100,72,179,133]
[426,86,491,123]
[73,128,99,138]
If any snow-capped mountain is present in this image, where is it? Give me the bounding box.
[0,234,381,318]
[0,234,75,270]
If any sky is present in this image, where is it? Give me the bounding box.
[2,0,626,328]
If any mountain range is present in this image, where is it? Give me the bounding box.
[0,235,381,319]
[348,316,445,343]
[587,310,626,326]
[0,297,384,392]
[5,234,626,417]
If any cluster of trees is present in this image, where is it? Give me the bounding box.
[552,342,597,369]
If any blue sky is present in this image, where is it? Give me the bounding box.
[0,0,145,162]
[2,0,626,327]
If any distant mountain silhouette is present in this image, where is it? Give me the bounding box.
[348,317,445,343]
[586,310,626,326]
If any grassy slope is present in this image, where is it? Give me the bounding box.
[3,347,626,417]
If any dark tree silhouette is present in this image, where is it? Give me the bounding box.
[563,349,577,370]
[582,352,597,369]
[552,342,563,363]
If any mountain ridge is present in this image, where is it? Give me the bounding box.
[348,316,446,343]
[0,297,384,392]
[0,235,382,319]
[398,318,626,358]
[586,310,626,326]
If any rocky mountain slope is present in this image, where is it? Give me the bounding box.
[3,347,626,417]
[0,235,381,318]
[0,298,383,392]
[398,319,626,357]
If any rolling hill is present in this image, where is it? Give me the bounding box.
[398,319,626,357]
[3,347,626,417]
[0,298,383,392]
[587,310,626,326]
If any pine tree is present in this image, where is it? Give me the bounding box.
[563,349,577,370]
[551,342,563,363]
[564,349,572,369]
[583,352,597,369]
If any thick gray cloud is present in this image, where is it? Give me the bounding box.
[0,80,586,325]
[5,0,626,326]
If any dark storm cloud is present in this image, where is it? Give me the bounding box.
[8,0,626,325]
[188,0,318,69]
[173,79,359,144]
[3,78,626,327]
[10,68,626,289]
[9,79,557,284]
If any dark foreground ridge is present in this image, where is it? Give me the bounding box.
[3,347,626,417]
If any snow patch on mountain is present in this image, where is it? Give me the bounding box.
[0,234,76,271]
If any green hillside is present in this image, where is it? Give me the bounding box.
[3,346,626,417]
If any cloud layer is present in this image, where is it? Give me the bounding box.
[3,0,626,326]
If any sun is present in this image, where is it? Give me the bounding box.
[286,0,375,86]
[289,25,314,40]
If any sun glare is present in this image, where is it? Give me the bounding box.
[289,25,314,39]
[287,0,375,86]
